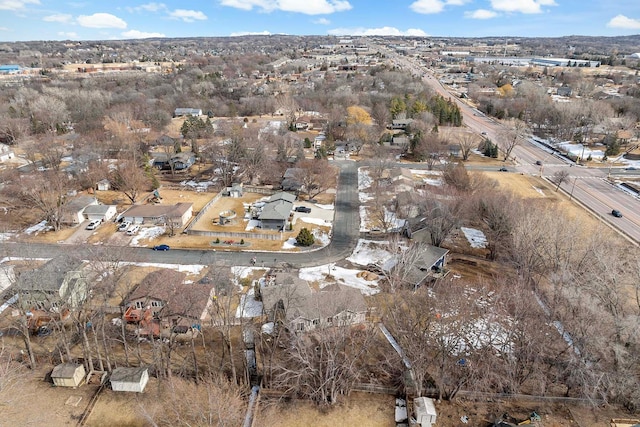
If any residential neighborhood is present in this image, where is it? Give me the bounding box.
[0,31,639,427]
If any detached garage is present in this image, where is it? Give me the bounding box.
[84,205,117,222]
[110,367,149,393]
[51,363,86,388]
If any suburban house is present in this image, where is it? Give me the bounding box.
[153,134,177,147]
[281,168,304,192]
[556,85,573,97]
[110,367,149,393]
[261,273,367,333]
[389,244,449,290]
[122,203,193,227]
[388,119,414,130]
[170,152,196,171]
[314,133,327,149]
[83,204,117,222]
[222,182,243,198]
[174,108,202,117]
[387,167,415,192]
[258,192,295,231]
[123,269,214,336]
[14,256,87,313]
[62,196,98,225]
[51,363,86,388]
[295,116,312,130]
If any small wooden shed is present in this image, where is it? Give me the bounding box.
[51,363,86,388]
[110,367,149,393]
[414,397,437,427]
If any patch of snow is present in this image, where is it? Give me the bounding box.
[131,226,165,246]
[0,233,14,241]
[299,265,380,295]
[532,186,545,196]
[119,262,206,275]
[347,239,394,266]
[358,168,373,202]
[245,219,261,231]
[312,229,330,247]
[460,227,488,248]
[314,203,334,210]
[282,237,297,249]
[24,220,49,235]
[422,177,443,186]
[231,266,265,279]
[359,206,370,232]
[236,287,263,318]
[300,217,331,227]
[557,142,604,160]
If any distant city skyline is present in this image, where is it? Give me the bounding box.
[0,0,639,42]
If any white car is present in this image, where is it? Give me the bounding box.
[126,225,140,235]
[85,220,101,230]
[118,221,131,232]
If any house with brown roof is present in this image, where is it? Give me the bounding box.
[122,202,193,226]
[261,272,367,333]
[123,269,214,336]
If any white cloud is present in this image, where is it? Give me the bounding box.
[0,26,10,31]
[410,0,470,14]
[0,0,39,11]
[465,9,498,19]
[329,26,428,37]
[43,13,73,23]
[57,31,78,39]
[607,14,640,30]
[490,0,556,14]
[230,30,272,36]
[77,13,127,29]
[220,0,352,15]
[127,2,167,13]
[410,0,444,14]
[122,29,166,38]
[168,9,207,22]
[314,17,331,25]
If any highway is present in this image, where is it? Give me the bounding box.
[381,45,640,244]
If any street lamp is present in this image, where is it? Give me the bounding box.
[569,177,578,201]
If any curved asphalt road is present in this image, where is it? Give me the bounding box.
[1,161,361,269]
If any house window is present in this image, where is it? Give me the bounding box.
[151,301,163,308]
[135,301,144,309]
[296,323,304,331]
[327,317,333,324]
[312,319,320,326]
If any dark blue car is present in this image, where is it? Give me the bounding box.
[153,244,170,251]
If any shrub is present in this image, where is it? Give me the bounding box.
[296,228,315,247]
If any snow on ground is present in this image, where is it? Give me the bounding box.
[314,203,334,210]
[557,142,604,160]
[460,227,488,248]
[383,206,406,231]
[0,233,14,241]
[358,168,374,202]
[282,237,297,249]
[131,226,165,246]
[346,239,394,266]
[236,287,263,318]
[120,262,206,275]
[359,206,370,232]
[231,266,265,279]
[300,217,331,227]
[532,186,545,196]
[312,229,330,247]
[299,265,380,295]
[410,169,443,187]
[24,220,50,234]
[245,219,260,231]
[180,179,218,191]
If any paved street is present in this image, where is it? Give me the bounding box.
[0,161,361,268]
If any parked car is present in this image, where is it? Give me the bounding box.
[498,167,508,172]
[535,160,542,166]
[294,206,311,213]
[152,244,170,251]
[85,219,101,230]
[611,209,623,218]
[118,221,131,232]
[126,225,140,235]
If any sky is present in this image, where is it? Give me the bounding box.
[0,0,639,42]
